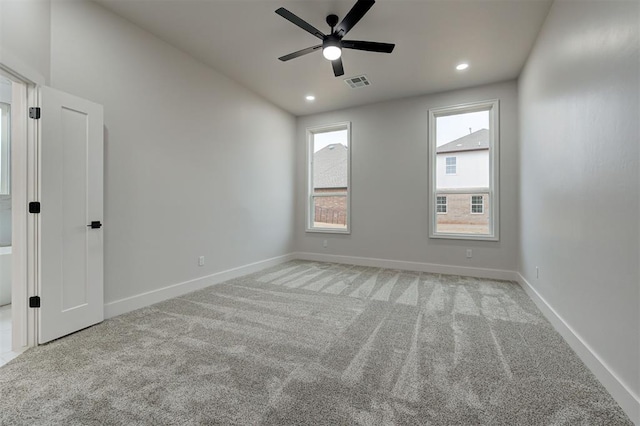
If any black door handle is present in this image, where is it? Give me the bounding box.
[87,221,102,229]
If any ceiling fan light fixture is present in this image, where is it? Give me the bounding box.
[322,35,342,61]
[322,44,342,61]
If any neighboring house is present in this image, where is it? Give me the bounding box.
[436,129,489,229]
[313,143,348,225]
[313,143,348,191]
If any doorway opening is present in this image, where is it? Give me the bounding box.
[0,75,13,365]
[0,66,37,366]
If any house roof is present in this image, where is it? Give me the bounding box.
[313,144,348,189]
[437,129,489,154]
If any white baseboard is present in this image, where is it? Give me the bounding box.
[517,273,640,425]
[294,251,518,281]
[104,252,515,319]
[104,253,295,319]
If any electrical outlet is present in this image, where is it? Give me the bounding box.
[323,240,328,248]
[466,249,472,258]
[536,266,539,279]
[198,256,205,266]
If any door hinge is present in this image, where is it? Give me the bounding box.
[29,296,41,308]
[28,201,41,214]
[29,107,41,119]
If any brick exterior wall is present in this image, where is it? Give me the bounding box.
[436,193,489,225]
[313,188,347,225]
[310,190,489,229]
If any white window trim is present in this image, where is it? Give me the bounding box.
[306,122,351,234]
[470,195,484,214]
[428,99,500,241]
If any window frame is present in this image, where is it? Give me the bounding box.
[306,122,351,234]
[436,195,447,214]
[428,99,499,241]
[445,156,457,175]
[470,195,484,214]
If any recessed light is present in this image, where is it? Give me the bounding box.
[305,95,316,101]
[456,63,469,71]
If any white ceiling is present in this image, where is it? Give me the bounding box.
[95,0,552,116]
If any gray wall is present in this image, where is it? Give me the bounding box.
[49,1,296,303]
[0,0,50,84]
[0,0,297,304]
[519,0,639,408]
[296,81,519,272]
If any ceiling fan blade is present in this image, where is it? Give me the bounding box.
[278,45,322,61]
[342,40,395,53]
[275,8,325,40]
[334,0,375,38]
[332,57,345,77]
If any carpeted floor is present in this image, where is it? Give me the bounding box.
[0,260,632,425]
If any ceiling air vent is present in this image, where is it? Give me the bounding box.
[344,75,371,89]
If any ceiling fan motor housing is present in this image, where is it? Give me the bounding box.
[326,14,339,29]
[323,35,341,49]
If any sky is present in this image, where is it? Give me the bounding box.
[313,129,348,153]
[436,110,489,146]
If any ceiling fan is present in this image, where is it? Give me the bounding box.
[275,0,395,77]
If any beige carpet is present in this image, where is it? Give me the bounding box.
[0,260,632,425]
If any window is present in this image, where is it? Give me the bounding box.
[0,102,10,195]
[445,157,456,174]
[429,99,499,240]
[306,122,350,233]
[471,195,484,214]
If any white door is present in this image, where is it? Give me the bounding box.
[38,86,104,344]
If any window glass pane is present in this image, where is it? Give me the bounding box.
[471,195,484,214]
[313,195,347,229]
[435,192,489,234]
[435,110,490,235]
[309,126,349,232]
[312,129,348,191]
[445,157,456,174]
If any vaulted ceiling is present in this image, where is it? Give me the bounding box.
[95,0,553,116]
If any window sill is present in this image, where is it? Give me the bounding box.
[429,232,498,242]
[306,227,351,235]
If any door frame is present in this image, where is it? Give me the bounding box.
[1,64,39,350]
